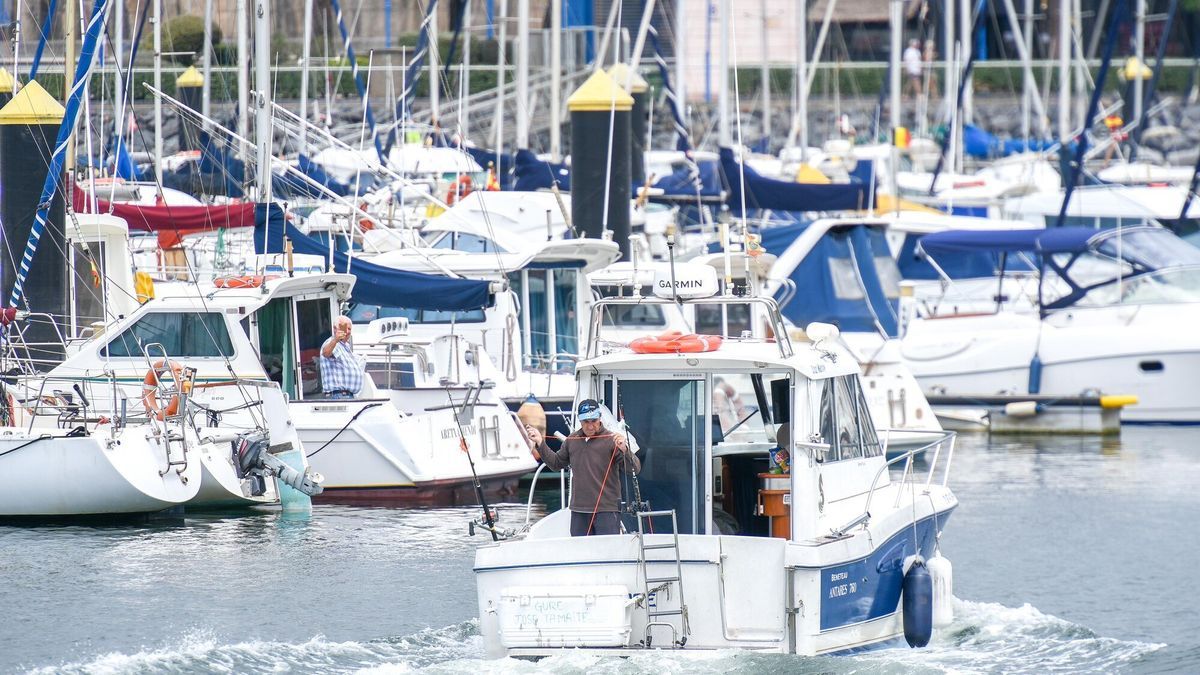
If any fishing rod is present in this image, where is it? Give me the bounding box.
[445,386,498,541]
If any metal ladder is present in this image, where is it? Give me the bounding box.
[636,509,690,648]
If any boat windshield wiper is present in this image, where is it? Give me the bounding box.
[722,405,761,438]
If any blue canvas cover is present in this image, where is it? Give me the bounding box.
[896,233,1023,280]
[719,148,872,213]
[513,149,571,192]
[253,204,494,311]
[918,227,1096,256]
[651,157,723,200]
[774,224,899,336]
[463,146,515,190]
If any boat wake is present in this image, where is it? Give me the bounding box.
[30,599,1165,674]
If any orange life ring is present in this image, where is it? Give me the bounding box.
[629,331,724,354]
[445,175,474,205]
[213,275,277,289]
[142,360,186,421]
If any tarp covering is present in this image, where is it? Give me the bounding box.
[652,157,722,199]
[253,203,493,311]
[72,185,256,232]
[918,227,1097,256]
[463,145,515,190]
[719,148,872,213]
[895,232,1027,280]
[513,149,571,192]
[773,224,899,335]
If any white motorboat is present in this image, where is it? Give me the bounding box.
[900,225,1200,423]
[473,266,958,657]
[144,252,536,506]
[1002,183,1200,245]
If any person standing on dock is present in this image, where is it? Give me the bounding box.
[525,399,639,536]
[904,39,923,99]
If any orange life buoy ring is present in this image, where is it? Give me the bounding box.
[213,275,277,289]
[142,359,186,421]
[629,331,724,354]
[445,175,474,205]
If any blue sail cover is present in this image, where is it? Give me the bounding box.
[918,228,1097,256]
[772,225,899,336]
[463,145,514,190]
[719,148,872,213]
[513,149,571,192]
[253,204,494,311]
[652,158,722,199]
[895,232,1029,280]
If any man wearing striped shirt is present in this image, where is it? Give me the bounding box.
[320,316,365,399]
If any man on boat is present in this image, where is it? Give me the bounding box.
[319,316,365,399]
[525,399,640,536]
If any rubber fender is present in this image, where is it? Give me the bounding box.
[903,559,933,648]
[928,553,955,628]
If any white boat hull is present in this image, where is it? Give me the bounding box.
[0,427,200,517]
[298,397,537,505]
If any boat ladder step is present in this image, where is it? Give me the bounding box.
[636,509,690,647]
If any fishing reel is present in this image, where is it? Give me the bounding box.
[621,499,650,515]
[468,508,518,540]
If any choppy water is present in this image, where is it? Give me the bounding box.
[3,427,1198,674]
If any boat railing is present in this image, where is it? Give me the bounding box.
[831,430,957,537]
[585,296,794,359]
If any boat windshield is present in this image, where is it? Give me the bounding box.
[1070,267,1200,307]
[1043,229,1200,307]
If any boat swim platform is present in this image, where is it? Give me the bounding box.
[927,394,1137,435]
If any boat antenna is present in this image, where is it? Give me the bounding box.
[667,233,680,304]
[444,385,498,541]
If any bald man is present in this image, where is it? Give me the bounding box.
[319,315,365,399]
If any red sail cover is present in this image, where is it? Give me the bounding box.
[73,186,256,233]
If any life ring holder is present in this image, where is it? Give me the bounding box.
[142,359,188,421]
[629,331,724,355]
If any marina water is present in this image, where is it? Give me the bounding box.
[2,427,1197,674]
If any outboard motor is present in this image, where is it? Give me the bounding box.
[233,433,324,497]
[903,558,933,648]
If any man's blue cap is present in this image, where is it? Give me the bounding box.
[577,399,602,421]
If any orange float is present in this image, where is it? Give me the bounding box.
[445,175,474,205]
[213,275,277,289]
[142,360,186,420]
[629,331,724,354]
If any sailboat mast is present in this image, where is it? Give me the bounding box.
[717,0,729,146]
[203,0,212,121]
[153,0,162,184]
[516,0,528,148]
[550,0,561,160]
[760,0,769,143]
[1134,0,1145,124]
[300,0,314,156]
[254,0,272,201]
[237,0,249,157]
[889,0,901,134]
[1058,0,1070,139]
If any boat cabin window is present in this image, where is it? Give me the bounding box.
[510,268,581,369]
[829,258,865,300]
[815,375,882,462]
[71,241,107,334]
[601,303,667,327]
[694,302,751,336]
[428,230,506,253]
[346,302,485,324]
[103,312,234,358]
